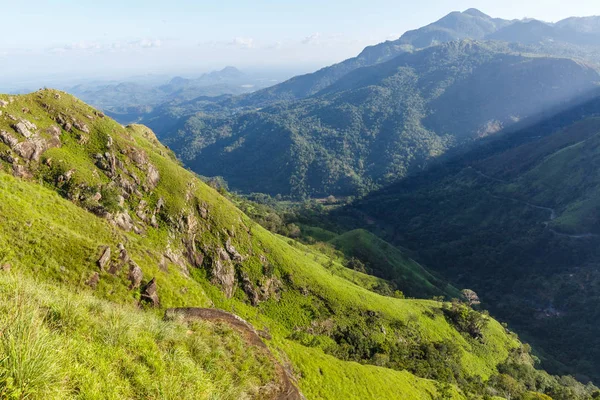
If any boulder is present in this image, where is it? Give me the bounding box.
[112,212,134,231]
[46,125,61,137]
[97,246,111,270]
[14,138,47,161]
[240,272,260,305]
[141,278,159,307]
[146,164,160,189]
[73,120,89,134]
[0,100,8,107]
[128,261,143,289]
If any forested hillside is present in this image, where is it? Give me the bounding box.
[332,93,600,383]
[159,41,599,197]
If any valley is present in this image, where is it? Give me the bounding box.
[2,4,600,400]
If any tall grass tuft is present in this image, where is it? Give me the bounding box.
[0,289,63,399]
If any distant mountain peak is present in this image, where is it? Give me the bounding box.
[463,8,491,19]
[220,66,241,73]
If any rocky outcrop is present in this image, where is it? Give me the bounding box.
[111,212,134,231]
[128,261,143,289]
[12,120,36,138]
[0,130,18,147]
[240,272,260,305]
[164,308,304,400]
[97,246,111,270]
[108,243,130,275]
[141,278,159,307]
[212,248,236,298]
[225,238,243,262]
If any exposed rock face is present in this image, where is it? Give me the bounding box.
[112,212,134,231]
[141,278,159,307]
[128,261,143,289]
[13,138,47,161]
[146,164,160,189]
[213,249,236,298]
[225,238,243,262]
[241,271,260,305]
[73,119,89,133]
[12,122,33,138]
[97,246,111,270]
[198,205,209,219]
[0,130,18,147]
[12,164,31,178]
[184,236,204,268]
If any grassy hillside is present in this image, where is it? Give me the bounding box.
[0,90,590,399]
[327,229,460,298]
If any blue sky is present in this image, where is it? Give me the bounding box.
[1,0,598,86]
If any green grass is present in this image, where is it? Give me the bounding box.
[0,272,276,400]
[329,229,461,298]
[0,90,533,399]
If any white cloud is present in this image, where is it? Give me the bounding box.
[302,32,321,45]
[49,38,162,54]
[229,37,254,49]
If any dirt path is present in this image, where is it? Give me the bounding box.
[165,308,305,400]
[472,169,598,240]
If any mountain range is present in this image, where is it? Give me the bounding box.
[139,10,600,198]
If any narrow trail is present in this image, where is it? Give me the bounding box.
[165,308,305,400]
[470,168,598,240]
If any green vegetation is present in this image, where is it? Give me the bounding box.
[0,271,276,400]
[0,90,595,399]
[333,94,600,383]
[160,41,598,198]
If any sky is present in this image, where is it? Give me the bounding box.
[0,0,598,88]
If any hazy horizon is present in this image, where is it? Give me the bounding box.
[2,0,599,91]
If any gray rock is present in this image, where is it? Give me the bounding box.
[128,261,143,289]
[73,120,89,134]
[0,100,8,107]
[141,277,159,307]
[146,164,160,189]
[0,130,18,148]
[113,212,134,231]
[97,246,111,270]
[212,255,236,298]
[225,238,243,262]
[12,122,33,138]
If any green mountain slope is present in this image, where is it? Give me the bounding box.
[328,229,460,299]
[334,94,600,383]
[0,90,590,399]
[164,41,599,197]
